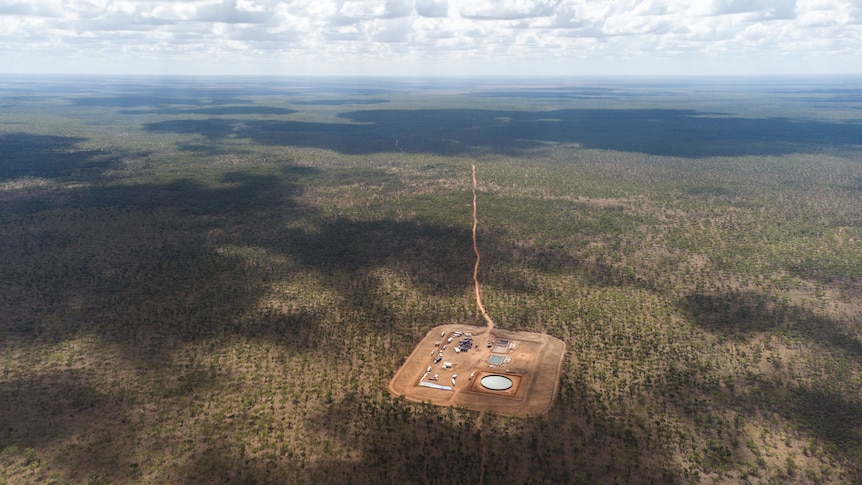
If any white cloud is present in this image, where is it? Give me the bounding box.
[236,0,266,13]
[195,0,272,24]
[0,0,860,75]
[371,18,414,42]
[711,0,798,19]
[339,0,386,19]
[383,0,414,18]
[416,0,448,18]
[0,1,64,17]
[459,0,559,20]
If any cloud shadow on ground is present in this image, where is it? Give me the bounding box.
[678,288,862,480]
[0,133,130,182]
[142,108,862,158]
[682,289,862,360]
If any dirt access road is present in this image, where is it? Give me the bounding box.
[388,166,565,417]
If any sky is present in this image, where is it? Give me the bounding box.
[1,0,861,76]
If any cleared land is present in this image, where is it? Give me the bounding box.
[389,324,566,417]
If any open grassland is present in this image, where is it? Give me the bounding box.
[1,76,861,484]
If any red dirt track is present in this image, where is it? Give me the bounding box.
[389,166,565,417]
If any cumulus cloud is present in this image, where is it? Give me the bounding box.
[0,2,63,17]
[0,0,859,75]
[383,0,414,18]
[195,0,272,24]
[459,0,559,20]
[338,0,386,19]
[416,0,448,18]
[372,17,414,42]
[711,0,797,20]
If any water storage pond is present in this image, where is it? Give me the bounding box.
[480,375,513,391]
